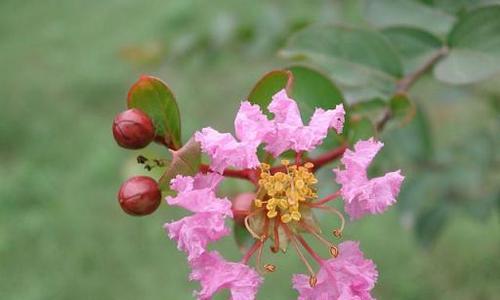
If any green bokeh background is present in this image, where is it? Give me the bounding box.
[1,1,499,299]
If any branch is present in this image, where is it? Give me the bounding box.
[396,46,449,94]
[199,164,254,182]
[377,46,449,132]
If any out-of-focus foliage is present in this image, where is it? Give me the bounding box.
[0,0,499,299]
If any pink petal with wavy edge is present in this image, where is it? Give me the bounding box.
[164,213,230,262]
[190,251,263,300]
[334,138,404,220]
[292,241,378,300]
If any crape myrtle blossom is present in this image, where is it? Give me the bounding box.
[195,89,345,172]
[164,89,404,299]
[334,138,404,220]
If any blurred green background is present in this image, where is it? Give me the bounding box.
[1,0,499,299]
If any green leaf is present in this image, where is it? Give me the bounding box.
[281,24,403,101]
[350,97,387,123]
[390,94,416,126]
[158,137,201,191]
[434,5,500,84]
[363,0,455,36]
[382,26,443,74]
[234,223,254,253]
[247,70,293,111]
[348,116,375,144]
[287,65,344,118]
[128,75,182,149]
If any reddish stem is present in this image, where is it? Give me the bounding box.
[309,190,341,206]
[309,144,347,172]
[271,218,281,253]
[199,164,255,182]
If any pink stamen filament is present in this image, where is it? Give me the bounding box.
[310,190,341,206]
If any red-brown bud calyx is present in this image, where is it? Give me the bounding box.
[118,176,161,216]
[112,108,155,149]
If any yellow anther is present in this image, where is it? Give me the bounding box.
[295,179,305,189]
[281,213,292,223]
[329,246,339,258]
[278,198,289,209]
[264,264,276,272]
[274,181,284,192]
[291,211,301,221]
[256,157,319,223]
[260,163,271,170]
[309,276,318,287]
[267,210,278,218]
[304,162,314,169]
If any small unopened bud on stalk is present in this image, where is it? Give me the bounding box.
[118,176,161,216]
[112,109,155,149]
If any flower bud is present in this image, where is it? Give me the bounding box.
[232,193,254,225]
[112,109,155,149]
[118,176,161,216]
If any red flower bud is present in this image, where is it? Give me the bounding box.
[118,176,161,216]
[112,109,155,149]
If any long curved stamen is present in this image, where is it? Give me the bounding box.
[283,224,316,278]
[256,218,271,273]
[244,208,265,240]
[309,204,345,235]
[295,234,324,266]
[241,240,262,264]
[299,222,339,258]
[311,190,341,206]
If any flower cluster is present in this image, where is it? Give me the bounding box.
[164,89,404,299]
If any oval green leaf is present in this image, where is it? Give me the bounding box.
[434,5,500,84]
[127,75,182,149]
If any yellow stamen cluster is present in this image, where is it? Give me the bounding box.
[254,160,318,223]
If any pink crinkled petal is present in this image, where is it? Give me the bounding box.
[292,241,377,300]
[164,213,230,262]
[170,173,223,193]
[195,127,260,173]
[264,90,346,156]
[190,251,263,300]
[234,101,273,143]
[268,89,303,126]
[344,171,404,220]
[334,138,404,220]
[166,189,232,216]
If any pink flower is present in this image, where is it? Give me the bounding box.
[334,138,404,220]
[196,90,345,172]
[263,90,345,156]
[195,102,273,173]
[164,173,232,261]
[292,241,378,300]
[190,251,263,300]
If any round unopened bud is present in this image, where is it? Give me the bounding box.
[232,193,255,225]
[112,109,155,149]
[118,176,161,216]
